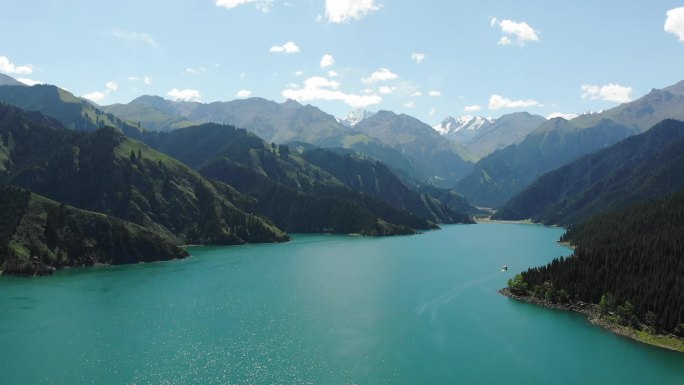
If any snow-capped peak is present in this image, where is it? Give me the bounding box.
[337,109,376,127]
[433,115,493,136]
[546,112,579,120]
[581,109,605,116]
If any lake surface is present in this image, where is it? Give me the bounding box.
[1,223,683,384]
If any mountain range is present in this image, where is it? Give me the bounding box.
[0,74,481,275]
[435,116,493,139]
[103,96,475,187]
[353,110,476,184]
[494,119,684,225]
[0,104,289,246]
[434,112,546,159]
[4,71,684,282]
[141,122,474,235]
[2,67,684,345]
[337,109,376,127]
[0,73,25,87]
[0,185,187,276]
[455,81,684,208]
[0,84,143,138]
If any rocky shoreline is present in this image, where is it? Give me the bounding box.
[499,287,596,315]
[499,288,681,352]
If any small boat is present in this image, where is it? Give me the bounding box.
[501,265,508,271]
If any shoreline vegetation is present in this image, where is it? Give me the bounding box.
[556,241,575,250]
[475,217,534,225]
[500,288,684,353]
[1,219,463,278]
[511,192,684,351]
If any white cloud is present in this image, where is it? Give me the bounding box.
[344,94,383,108]
[311,76,340,89]
[403,101,415,108]
[254,1,274,12]
[236,89,252,98]
[320,54,335,68]
[488,94,540,110]
[215,0,254,8]
[378,86,395,94]
[327,70,338,77]
[361,88,374,94]
[464,105,482,112]
[498,36,512,46]
[546,112,579,120]
[167,88,201,101]
[82,81,120,103]
[325,0,381,23]
[492,18,539,46]
[428,108,436,117]
[186,67,207,74]
[411,53,425,63]
[581,83,632,103]
[0,56,33,75]
[412,91,422,97]
[111,29,157,46]
[129,76,152,84]
[282,75,382,108]
[106,81,119,91]
[17,78,43,86]
[665,7,684,42]
[362,68,398,84]
[428,90,441,97]
[82,91,106,103]
[269,41,300,54]
[295,70,303,76]
[215,0,273,12]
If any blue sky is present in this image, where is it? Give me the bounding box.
[1,0,684,124]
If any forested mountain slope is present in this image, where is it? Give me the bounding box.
[143,123,475,234]
[495,119,684,225]
[0,84,143,138]
[0,104,288,245]
[456,81,684,207]
[0,186,187,276]
[519,190,684,334]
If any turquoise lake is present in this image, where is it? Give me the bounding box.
[1,223,683,384]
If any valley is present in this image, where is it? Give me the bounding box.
[1,73,683,353]
[1,3,684,382]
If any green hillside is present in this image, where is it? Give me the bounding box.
[517,190,684,335]
[456,82,684,208]
[0,104,289,246]
[0,84,144,138]
[104,96,472,186]
[143,123,474,235]
[456,118,633,208]
[355,110,475,186]
[301,148,472,224]
[495,119,684,225]
[0,185,188,276]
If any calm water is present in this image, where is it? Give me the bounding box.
[1,223,683,384]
